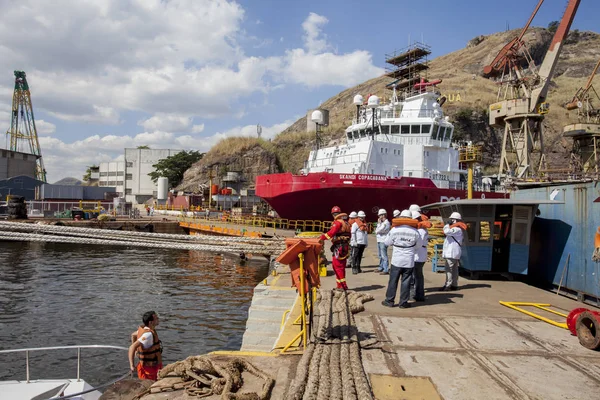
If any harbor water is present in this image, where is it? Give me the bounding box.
[0,241,269,386]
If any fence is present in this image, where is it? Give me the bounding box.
[170,207,376,233]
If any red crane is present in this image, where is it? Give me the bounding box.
[486,0,581,180]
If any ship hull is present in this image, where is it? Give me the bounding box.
[256,172,506,221]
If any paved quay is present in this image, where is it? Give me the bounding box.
[124,219,600,399]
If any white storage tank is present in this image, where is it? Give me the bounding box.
[157,177,168,200]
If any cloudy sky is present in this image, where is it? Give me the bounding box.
[0,0,597,182]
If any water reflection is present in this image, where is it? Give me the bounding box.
[0,241,269,385]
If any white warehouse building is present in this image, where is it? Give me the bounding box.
[99,148,182,206]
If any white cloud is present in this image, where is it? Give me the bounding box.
[138,114,193,132]
[302,13,330,54]
[36,120,56,135]
[191,124,205,133]
[284,49,383,87]
[0,6,385,181]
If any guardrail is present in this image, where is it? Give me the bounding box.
[171,209,376,233]
[0,345,130,400]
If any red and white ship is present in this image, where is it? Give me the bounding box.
[256,44,505,221]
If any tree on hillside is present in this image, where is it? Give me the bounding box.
[82,165,98,182]
[148,150,204,187]
[547,21,559,34]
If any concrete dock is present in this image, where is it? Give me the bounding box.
[245,234,600,399]
[113,220,600,399]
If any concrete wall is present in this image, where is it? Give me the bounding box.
[0,149,37,180]
[99,161,125,196]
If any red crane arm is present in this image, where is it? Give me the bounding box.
[529,0,581,112]
[483,0,544,77]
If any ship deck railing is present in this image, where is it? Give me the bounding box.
[0,345,130,400]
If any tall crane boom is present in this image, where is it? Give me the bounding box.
[483,0,544,78]
[486,0,581,180]
[529,0,581,113]
[6,71,47,182]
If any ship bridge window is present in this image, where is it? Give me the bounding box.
[381,125,390,135]
[411,125,421,134]
[347,132,353,140]
[401,125,410,134]
[431,123,439,139]
[360,130,367,138]
[391,125,400,134]
[353,131,359,139]
[421,124,431,134]
[438,126,446,140]
[446,127,454,141]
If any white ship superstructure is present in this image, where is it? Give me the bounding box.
[304,88,464,189]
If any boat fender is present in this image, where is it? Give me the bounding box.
[391,218,419,228]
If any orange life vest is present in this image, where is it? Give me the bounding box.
[332,214,351,244]
[391,218,419,228]
[355,219,368,232]
[136,326,163,367]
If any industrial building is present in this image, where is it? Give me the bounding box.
[99,148,181,206]
[0,149,38,180]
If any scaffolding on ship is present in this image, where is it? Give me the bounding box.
[384,42,432,99]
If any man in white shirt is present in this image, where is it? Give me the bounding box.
[382,210,423,308]
[411,210,429,302]
[375,209,391,275]
[350,211,369,274]
[128,311,163,380]
[441,212,465,291]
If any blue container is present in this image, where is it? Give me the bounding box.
[514,182,600,301]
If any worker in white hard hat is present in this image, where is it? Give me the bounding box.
[393,209,400,218]
[411,210,428,302]
[350,210,368,274]
[375,209,391,274]
[347,212,358,270]
[441,211,465,291]
[382,210,423,309]
[409,204,421,213]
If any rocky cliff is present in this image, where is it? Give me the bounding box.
[179,27,600,190]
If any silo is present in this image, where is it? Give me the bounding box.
[157,177,169,200]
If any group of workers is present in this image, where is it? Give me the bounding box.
[320,204,465,308]
[129,206,465,381]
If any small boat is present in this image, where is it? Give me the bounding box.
[0,345,129,400]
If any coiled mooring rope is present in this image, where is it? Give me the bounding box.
[286,289,374,400]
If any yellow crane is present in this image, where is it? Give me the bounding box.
[6,71,47,182]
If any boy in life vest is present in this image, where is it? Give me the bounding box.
[129,311,163,380]
[320,206,351,290]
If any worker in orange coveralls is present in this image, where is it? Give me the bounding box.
[320,206,351,290]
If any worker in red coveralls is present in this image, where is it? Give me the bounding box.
[320,206,351,290]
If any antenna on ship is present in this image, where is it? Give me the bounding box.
[367,95,380,139]
[353,95,363,124]
[311,110,324,150]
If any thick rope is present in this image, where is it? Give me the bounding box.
[149,355,274,399]
[0,220,283,244]
[286,289,374,400]
[0,231,284,256]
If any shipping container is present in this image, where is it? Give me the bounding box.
[513,182,600,303]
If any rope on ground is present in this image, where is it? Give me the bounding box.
[144,355,274,399]
[286,289,374,400]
